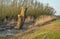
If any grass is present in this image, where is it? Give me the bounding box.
[0,18,60,39]
[33,19,60,39]
[33,34,45,39]
[19,19,60,39]
[33,31,60,39]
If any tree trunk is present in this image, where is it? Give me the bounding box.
[15,6,27,29]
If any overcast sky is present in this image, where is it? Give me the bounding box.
[38,0,60,15]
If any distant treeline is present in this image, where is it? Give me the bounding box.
[56,15,60,19]
[0,0,56,20]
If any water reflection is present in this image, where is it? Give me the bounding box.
[0,29,21,35]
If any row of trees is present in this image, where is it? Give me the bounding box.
[0,0,56,20]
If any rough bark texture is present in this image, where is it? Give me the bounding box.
[15,6,27,29]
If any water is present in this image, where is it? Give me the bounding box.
[0,21,34,35]
[0,29,21,35]
[0,24,29,35]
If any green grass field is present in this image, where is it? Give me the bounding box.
[20,19,60,39]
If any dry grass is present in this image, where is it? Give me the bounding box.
[35,15,56,26]
[0,16,59,39]
[18,19,60,39]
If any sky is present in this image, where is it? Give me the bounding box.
[39,0,60,15]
